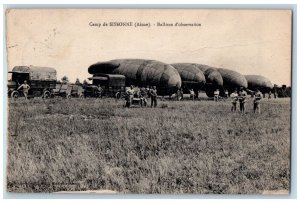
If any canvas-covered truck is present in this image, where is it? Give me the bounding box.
[87,73,126,98]
[8,66,57,99]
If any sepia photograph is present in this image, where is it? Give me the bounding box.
[5,8,292,194]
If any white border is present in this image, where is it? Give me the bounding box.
[0,1,298,202]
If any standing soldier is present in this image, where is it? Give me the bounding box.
[125,85,135,107]
[150,86,158,107]
[124,87,130,107]
[274,89,278,99]
[238,87,247,113]
[146,85,151,98]
[134,86,140,98]
[214,89,220,102]
[177,88,182,101]
[17,80,30,99]
[253,89,263,114]
[230,89,238,112]
[97,85,103,98]
[180,88,183,100]
[224,89,229,98]
[189,89,195,101]
[140,87,148,107]
[268,91,272,99]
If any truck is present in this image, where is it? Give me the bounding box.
[8,66,57,99]
[87,73,126,98]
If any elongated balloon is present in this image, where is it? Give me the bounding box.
[245,75,273,93]
[217,68,248,92]
[171,63,206,91]
[88,59,182,95]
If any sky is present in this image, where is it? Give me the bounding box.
[6,9,292,86]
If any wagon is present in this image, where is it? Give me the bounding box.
[8,66,57,99]
[52,83,84,98]
[124,96,144,108]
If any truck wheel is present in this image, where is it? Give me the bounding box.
[43,91,51,99]
[11,91,19,99]
[66,94,71,99]
[115,92,121,99]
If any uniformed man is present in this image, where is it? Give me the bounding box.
[268,91,272,99]
[125,85,135,107]
[238,87,247,113]
[180,88,183,100]
[230,89,238,112]
[274,89,278,99]
[97,85,103,98]
[146,85,151,98]
[134,86,140,98]
[140,87,148,107]
[214,89,220,102]
[190,89,195,101]
[17,80,30,99]
[177,88,182,101]
[224,89,229,98]
[253,89,263,114]
[150,86,158,107]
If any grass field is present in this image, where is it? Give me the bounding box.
[6,96,291,194]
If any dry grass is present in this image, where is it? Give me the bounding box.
[6,97,291,194]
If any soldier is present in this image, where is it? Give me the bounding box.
[146,85,151,99]
[268,91,272,99]
[97,85,103,98]
[253,89,263,114]
[195,89,199,99]
[189,89,195,101]
[274,89,278,99]
[224,89,229,98]
[140,87,148,107]
[17,80,30,99]
[230,89,238,112]
[177,88,182,101]
[150,86,158,107]
[134,86,140,98]
[180,88,183,100]
[238,87,247,113]
[125,85,134,107]
[214,89,220,102]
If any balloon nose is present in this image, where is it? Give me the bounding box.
[195,72,206,86]
[208,71,223,87]
[168,74,182,89]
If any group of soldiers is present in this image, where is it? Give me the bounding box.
[124,85,158,108]
[214,87,276,114]
[94,83,267,114]
[228,87,249,113]
[16,80,267,114]
[178,88,196,101]
[213,87,263,114]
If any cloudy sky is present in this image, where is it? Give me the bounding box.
[6,9,291,85]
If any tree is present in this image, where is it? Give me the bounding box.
[61,76,69,84]
[75,78,81,85]
[83,80,89,86]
